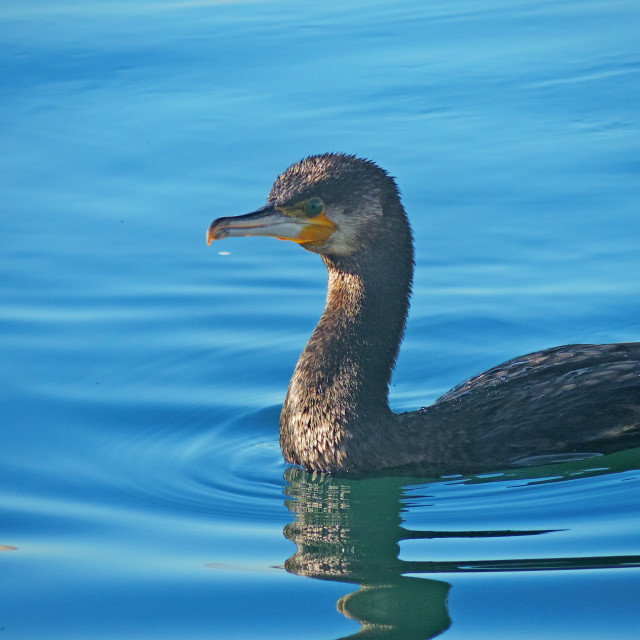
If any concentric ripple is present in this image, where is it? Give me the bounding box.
[91,403,289,526]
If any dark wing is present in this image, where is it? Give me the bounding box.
[418,343,640,470]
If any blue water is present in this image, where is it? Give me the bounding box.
[2,0,640,637]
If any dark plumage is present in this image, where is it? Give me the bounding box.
[207,153,640,474]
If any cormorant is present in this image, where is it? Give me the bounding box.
[207,153,640,474]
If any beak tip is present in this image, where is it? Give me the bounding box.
[206,221,220,246]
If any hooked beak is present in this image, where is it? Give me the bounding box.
[206,202,335,248]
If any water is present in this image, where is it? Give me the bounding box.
[1,0,639,637]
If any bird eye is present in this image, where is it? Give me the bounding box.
[305,198,324,217]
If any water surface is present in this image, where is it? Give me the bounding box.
[1,0,640,637]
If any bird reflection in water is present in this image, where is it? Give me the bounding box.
[282,456,640,639]
[283,467,452,639]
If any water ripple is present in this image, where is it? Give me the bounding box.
[96,404,288,525]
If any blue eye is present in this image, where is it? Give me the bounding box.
[305,198,324,217]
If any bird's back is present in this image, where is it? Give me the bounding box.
[404,343,640,473]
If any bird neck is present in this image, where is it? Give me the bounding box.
[320,251,411,404]
[280,226,414,472]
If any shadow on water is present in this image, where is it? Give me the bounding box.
[282,448,640,639]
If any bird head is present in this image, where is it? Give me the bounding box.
[207,153,403,257]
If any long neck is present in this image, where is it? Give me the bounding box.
[280,222,414,472]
